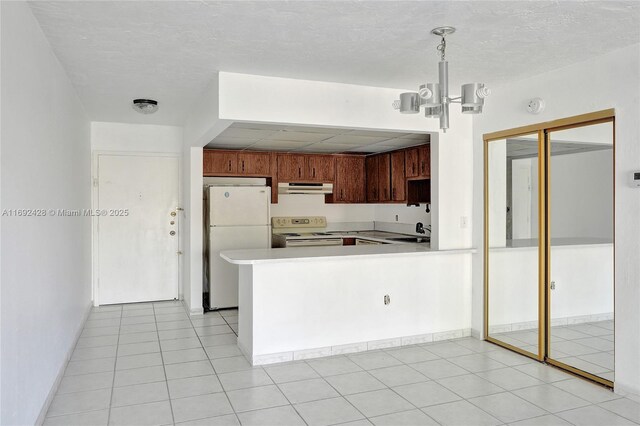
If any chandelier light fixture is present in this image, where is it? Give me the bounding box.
[393,27,490,132]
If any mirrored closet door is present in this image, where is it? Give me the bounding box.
[485,110,615,387]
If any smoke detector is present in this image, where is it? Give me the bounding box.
[527,98,545,114]
[132,99,158,114]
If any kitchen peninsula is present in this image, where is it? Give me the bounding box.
[221,244,475,365]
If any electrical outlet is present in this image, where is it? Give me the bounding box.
[460,216,468,228]
[395,215,399,222]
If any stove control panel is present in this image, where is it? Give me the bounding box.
[271,216,327,228]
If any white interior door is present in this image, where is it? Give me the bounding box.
[97,154,180,305]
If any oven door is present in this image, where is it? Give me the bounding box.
[286,238,343,247]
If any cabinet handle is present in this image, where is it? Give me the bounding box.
[228,160,232,172]
[313,168,316,178]
[413,164,416,174]
[393,188,396,199]
[421,162,425,174]
[298,167,301,178]
[341,189,344,200]
[242,160,245,172]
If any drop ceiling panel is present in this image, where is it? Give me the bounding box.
[299,143,355,153]
[207,122,432,153]
[321,135,392,145]
[218,128,278,139]
[250,140,312,149]
[264,132,332,142]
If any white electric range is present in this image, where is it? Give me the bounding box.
[271,216,344,247]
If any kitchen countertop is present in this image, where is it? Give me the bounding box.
[221,244,476,265]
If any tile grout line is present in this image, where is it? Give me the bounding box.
[186,307,241,425]
[153,302,177,425]
[105,305,123,426]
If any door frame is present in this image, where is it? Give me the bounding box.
[91,151,183,306]
[483,109,615,387]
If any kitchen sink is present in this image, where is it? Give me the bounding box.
[386,237,430,243]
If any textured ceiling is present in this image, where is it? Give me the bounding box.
[206,122,430,153]
[29,1,640,126]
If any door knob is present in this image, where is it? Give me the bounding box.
[550,281,556,290]
[169,231,176,236]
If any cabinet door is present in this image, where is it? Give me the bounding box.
[238,152,270,175]
[391,151,406,201]
[418,145,431,177]
[405,148,419,178]
[366,156,379,202]
[204,150,237,175]
[335,156,366,203]
[378,154,391,201]
[307,155,335,182]
[277,154,306,181]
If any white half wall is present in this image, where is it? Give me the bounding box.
[1,3,91,424]
[472,44,640,395]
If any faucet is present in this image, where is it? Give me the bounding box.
[416,222,431,234]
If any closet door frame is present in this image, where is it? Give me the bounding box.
[483,108,615,388]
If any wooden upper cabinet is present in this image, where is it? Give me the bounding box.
[277,154,306,181]
[204,150,237,175]
[418,144,431,178]
[334,156,366,203]
[391,151,406,201]
[238,152,270,175]
[366,156,379,202]
[378,154,391,202]
[405,148,419,178]
[307,155,335,182]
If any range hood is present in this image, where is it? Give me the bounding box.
[278,182,333,195]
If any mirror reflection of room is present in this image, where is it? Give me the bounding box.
[487,134,541,356]
[487,121,614,382]
[548,122,614,381]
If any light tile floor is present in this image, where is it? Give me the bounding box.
[493,320,615,381]
[44,303,639,426]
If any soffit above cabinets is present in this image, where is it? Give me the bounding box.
[205,122,431,154]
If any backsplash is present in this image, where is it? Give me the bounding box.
[270,194,431,234]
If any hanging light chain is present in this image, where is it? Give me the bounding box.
[436,36,446,61]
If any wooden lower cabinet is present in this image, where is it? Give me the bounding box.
[333,156,366,203]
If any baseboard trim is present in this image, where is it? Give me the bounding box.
[249,328,472,366]
[35,301,93,426]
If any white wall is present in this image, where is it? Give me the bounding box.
[271,195,375,223]
[1,3,91,424]
[472,44,640,395]
[91,121,183,153]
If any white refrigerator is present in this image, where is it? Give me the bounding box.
[207,186,271,309]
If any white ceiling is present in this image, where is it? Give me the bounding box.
[207,122,430,154]
[29,1,640,126]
